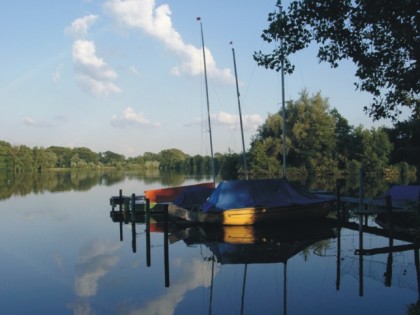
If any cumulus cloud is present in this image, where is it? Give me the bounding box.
[72,40,121,95]
[65,14,98,37]
[52,63,64,82]
[111,106,161,128]
[104,0,234,84]
[74,239,122,297]
[212,111,263,131]
[187,111,262,131]
[23,117,52,128]
[128,258,217,315]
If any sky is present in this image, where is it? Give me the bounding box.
[0,0,406,158]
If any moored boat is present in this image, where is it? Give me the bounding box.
[168,178,334,225]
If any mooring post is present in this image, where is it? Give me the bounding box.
[336,179,344,223]
[131,220,137,253]
[164,205,170,287]
[358,169,364,297]
[145,197,151,267]
[386,195,394,237]
[119,189,123,213]
[131,193,136,222]
[359,169,364,214]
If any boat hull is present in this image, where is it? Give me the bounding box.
[168,202,333,225]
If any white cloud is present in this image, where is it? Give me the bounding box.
[187,111,263,131]
[128,257,217,315]
[104,0,234,84]
[74,239,122,297]
[212,111,263,131]
[129,66,140,76]
[111,106,161,128]
[52,63,64,82]
[23,117,52,128]
[72,40,121,95]
[65,14,98,37]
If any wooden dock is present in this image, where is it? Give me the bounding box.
[338,195,417,215]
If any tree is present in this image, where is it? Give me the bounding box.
[0,141,14,171]
[384,114,420,170]
[331,108,354,169]
[72,147,99,165]
[249,112,284,176]
[159,149,188,171]
[286,91,337,173]
[48,146,73,168]
[254,0,419,121]
[99,151,126,166]
[352,126,393,172]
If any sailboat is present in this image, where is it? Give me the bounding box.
[165,16,333,225]
[148,15,335,225]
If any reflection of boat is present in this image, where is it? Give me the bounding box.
[181,220,337,263]
[168,178,334,225]
[180,221,336,315]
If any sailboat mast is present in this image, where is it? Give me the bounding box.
[231,46,248,179]
[198,18,216,184]
[276,0,287,179]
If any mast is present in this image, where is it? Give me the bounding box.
[198,17,216,184]
[231,44,248,179]
[276,0,287,179]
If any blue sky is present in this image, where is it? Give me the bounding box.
[0,0,404,157]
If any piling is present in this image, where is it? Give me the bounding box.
[164,206,170,287]
[146,198,151,267]
[119,189,123,241]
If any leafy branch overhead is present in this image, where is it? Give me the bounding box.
[254,0,420,121]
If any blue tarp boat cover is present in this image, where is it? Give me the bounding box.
[201,179,332,213]
[386,186,420,204]
[172,185,214,209]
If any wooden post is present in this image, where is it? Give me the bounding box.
[145,198,151,267]
[336,179,341,222]
[131,193,136,222]
[386,195,394,238]
[131,220,137,253]
[119,189,123,212]
[359,169,364,214]
[164,205,170,287]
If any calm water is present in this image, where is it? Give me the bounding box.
[0,171,418,315]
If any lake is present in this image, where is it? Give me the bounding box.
[0,171,418,315]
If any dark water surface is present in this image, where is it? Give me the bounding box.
[0,172,418,314]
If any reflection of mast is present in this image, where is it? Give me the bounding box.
[240,264,248,315]
[198,17,216,184]
[283,263,287,315]
[208,256,215,315]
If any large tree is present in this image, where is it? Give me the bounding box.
[254,0,419,121]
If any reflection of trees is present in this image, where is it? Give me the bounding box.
[0,170,215,201]
[0,171,128,200]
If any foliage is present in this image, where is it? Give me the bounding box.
[286,91,337,173]
[384,114,420,170]
[254,0,419,121]
[352,126,393,172]
[249,113,283,176]
[0,89,417,179]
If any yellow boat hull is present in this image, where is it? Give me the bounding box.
[168,202,332,226]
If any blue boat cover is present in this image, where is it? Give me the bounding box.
[202,179,332,213]
[172,186,214,209]
[386,186,420,204]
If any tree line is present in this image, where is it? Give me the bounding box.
[0,90,418,180]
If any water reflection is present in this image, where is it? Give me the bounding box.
[0,170,213,200]
[110,206,420,314]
